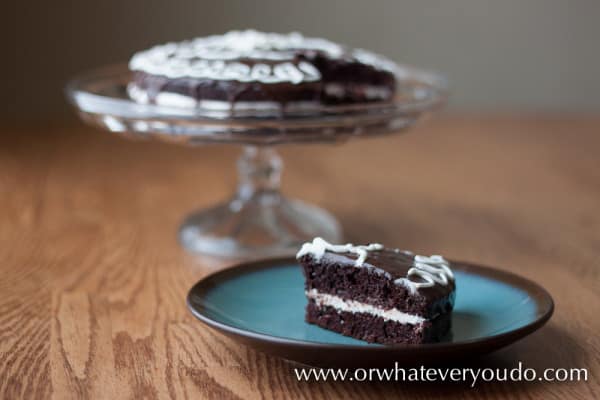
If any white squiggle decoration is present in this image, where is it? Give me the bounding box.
[129,30,336,84]
[129,30,399,84]
[296,237,383,267]
[395,255,454,294]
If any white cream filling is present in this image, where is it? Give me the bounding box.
[127,84,321,111]
[155,92,197,108]
[306,289,426,325]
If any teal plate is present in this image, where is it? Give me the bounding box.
[187,258,553,367]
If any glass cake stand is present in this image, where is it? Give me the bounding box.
[66,65,446,258]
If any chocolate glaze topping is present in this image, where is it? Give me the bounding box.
[310,249,455,302]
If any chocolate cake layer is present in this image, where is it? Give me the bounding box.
[307,300,451,345]
[127,30,398,108]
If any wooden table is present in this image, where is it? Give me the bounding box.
[1,116,598,399]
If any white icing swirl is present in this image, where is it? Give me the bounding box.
[395,255,454,294]
[129,30,398,84]
[296,237,383,267]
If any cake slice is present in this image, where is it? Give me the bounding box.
[297,237,455,344]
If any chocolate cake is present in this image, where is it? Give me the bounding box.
[297,238,455,345]
[127,30,398,110]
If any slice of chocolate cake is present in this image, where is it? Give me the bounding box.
[127,30,398,110]
[297,237,455,345]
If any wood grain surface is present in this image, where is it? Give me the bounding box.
[0,115,598,399]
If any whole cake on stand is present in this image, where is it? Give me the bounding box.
[67,30,446,258]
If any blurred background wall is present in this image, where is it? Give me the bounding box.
[5,0,600,121]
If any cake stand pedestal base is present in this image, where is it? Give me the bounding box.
[178,146,342,258]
